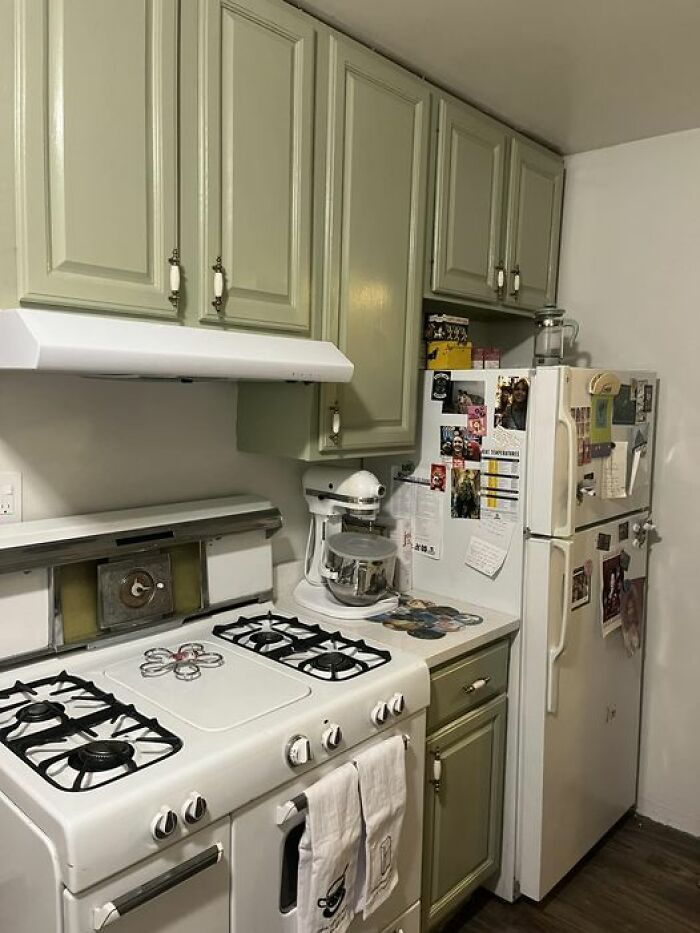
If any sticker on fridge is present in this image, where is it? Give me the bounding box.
[600,552,623,636]
[440,427,481,462]
[467,405,487,436]
[621,577,645,655]
[441,380,485,414]
[612,385,637,425]
[430,463,446,492]
[494,376,530,431]
[431,371,451,404]
[571,564,591,610]
[450,468,480,519]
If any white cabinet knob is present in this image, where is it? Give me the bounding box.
[321,723,343,751]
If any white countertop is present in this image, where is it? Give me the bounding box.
[274,562,520,670]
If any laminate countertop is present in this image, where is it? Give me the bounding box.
[274,561,520,670]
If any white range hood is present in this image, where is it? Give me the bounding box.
[0,309,354,383]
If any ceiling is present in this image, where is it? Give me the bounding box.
[292,0,700,154]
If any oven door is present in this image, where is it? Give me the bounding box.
[63,819,230,933]
[231,713,426,933]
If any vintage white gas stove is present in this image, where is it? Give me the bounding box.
[0,497,428,933]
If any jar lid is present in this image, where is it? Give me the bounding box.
[326,532,397,561]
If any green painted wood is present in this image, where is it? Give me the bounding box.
[197,0,315,332]
[317,32,429,454]
[15,0,179,317]
[428,640,510,733]
[432,97,508,303]
[504,138,564,311]
[423,694,507,931]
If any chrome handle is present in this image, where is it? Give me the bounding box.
[430,749,442,794]
[328,406,341,446]
[509,264,521,298]
[167,248,181,308]
[494,261,505,299]
[212,256,225,313]
[92,844,223,929]
[462,676,490,694]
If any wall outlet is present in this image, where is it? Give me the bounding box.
[0,472,22,524]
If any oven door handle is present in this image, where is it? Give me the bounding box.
[92,843,223,929]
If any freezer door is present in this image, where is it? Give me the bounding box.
[528,367,657,536]
[518,515,647,900]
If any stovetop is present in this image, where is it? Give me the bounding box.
[213,610,391,681]
[0,672,182,791]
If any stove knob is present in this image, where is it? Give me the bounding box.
[389,692,406,716]
[286,734,312,768]
[371,701,390,727]
[321,723,343,751]
[182,792,208,825]
[151,807,178,841]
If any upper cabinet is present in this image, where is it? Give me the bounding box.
[427,93,564,313]
[504,138,564,310]
[196,0,315,332]
[15,0,180,318]
[430,99,508,303]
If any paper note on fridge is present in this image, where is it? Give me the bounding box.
[465,518,515,577]
[601,441,628,499]
[412,481,443,560]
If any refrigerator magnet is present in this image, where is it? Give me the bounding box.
[619,521,629,542]
[571,565,591,610]
[431,371,451,403]
[494,376,530,431]
[613,384,637,425]
[441,379,485,414]
[597,532,612,551]
[430,463,446,492]
[600,551,623,636]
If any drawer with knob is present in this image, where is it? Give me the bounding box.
[427,639,509,732]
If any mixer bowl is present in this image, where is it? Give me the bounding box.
[323,532,397,607]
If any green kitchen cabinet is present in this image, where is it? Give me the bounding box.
[422,640,509,931]
[195,0,315,332]
[426,93,564,314]
[503,138,564,311]
[429,97,508,304]
[15,0,180,318]
[237,30,430,459]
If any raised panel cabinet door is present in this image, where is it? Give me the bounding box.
[431,98,508,302]
[423,695,507,930]
[198,0,314,332]
[16,0,179,317]
[504,139,564,311]
[319,35,429,453]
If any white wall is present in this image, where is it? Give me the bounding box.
[0,374,309,565]
[558,128,700,836]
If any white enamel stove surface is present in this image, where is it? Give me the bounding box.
[0,600,429,894]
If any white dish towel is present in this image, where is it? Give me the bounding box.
[296,761,361,933]
[354,735,407,919]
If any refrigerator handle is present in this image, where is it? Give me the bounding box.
[553,390,577,538]
[547,538,573,715]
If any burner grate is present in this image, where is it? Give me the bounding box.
[0,672,182,791]
[213,611,391,681]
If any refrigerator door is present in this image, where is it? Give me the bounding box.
[518,513,647,900]
[528,367,657,537]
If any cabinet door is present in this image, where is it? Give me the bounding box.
[198,0,314,332]
[16,0,179,317]
[423,695,507,930]
[504,139,564,311]
[431,98,508,302]
[318,35,429,453]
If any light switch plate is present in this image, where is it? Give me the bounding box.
[0,472,22,524]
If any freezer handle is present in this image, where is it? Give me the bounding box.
[554,382,577,538]
[547,539,573,714]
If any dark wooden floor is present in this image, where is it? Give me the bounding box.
[445,815,700,932]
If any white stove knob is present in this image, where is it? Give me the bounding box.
[321,723,343,751]
[151,807,178,841]
[389,692,406,716]
[182,792,208,825]
[371,701,390,727]
[286,734,312,768]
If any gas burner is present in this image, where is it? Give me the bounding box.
[0,672,182,791]
[16,701,65,724]
[68,739,135,774]
[213,611,391,681]
[140,643,225,681]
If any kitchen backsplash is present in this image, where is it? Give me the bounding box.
[0,373,308,564]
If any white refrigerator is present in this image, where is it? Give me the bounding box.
[403,365,656,902]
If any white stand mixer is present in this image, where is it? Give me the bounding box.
[294,466,400,620]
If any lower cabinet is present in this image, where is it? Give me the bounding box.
[422,652,508,930]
